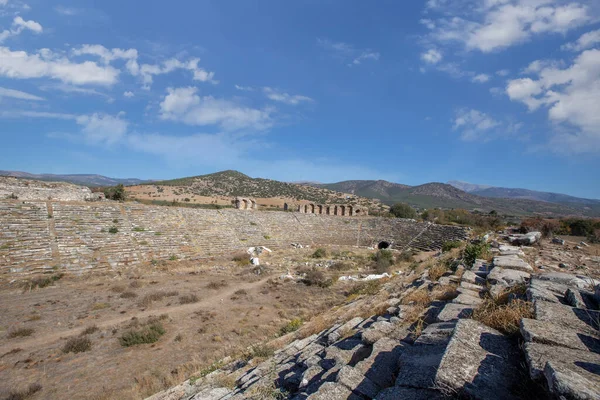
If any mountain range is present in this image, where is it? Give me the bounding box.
[1,170,598,217]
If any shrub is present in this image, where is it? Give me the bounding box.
[303,268,332,288]
[232,252,250,266]
[389,203,417,219]
[4,383,42,400]
[7,327,34,338]
[62,337,92,353]
[119,322,165,347]
[108,226,118,234]
[279,318,303,335]
[103,184,126,201]
[179,294,199,304]
[92,302,110,310]
[247,344,275,359]
[80,325,99,336]
[463,242,490,267]
[428,263,449,281]
[472,299,533,335]
[311,248,327,258]
[397,251,414,262]
[371,249,394,273]
[442,241,462,252]
[206,280,228,290]
[120,291,138,299]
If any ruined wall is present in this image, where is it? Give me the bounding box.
[0,200,468,276]
[0,176,97,202]
[293,203,367,216]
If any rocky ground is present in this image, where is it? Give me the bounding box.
[149,234,600,400]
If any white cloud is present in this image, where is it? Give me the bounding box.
[134,57,216,89]
[0,46,120,85]
[472,73,491,83]
[453,108,501,140]
[562,28,600,51]
[0,86,44,100]
[72,44,137,65]
[496,69,510,76]
[424,0,595,53]
[55,6,79,15]
[0,110,75,119]
[421,49,443,64]
[12,16,42,33]
[507,48,600,153]
[235,84,254,91]
[159,87,273,131]
[317,38,380,66]
[76,112,128,145]
[123,91,134,98]
[0,16,43,43]
[262,87,313,105]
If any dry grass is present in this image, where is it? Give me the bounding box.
[206,280,228,290]
[179,294,199,304]
[428,263,450,281]
[92,302,110,310]
[472,298,534,335]
[80,325,99,336]
[430,285,459,302]
[3,383,42,400]
[7,327,34,338]
[120,291,138,299]
[62,337,92,353]
[401,289,430,306]
[138,291,178,307]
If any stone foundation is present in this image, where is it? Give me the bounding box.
[0,200,467,276]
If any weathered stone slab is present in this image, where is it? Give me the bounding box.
[360,321,394,345]
[299,366,325,390]
[471,260,493,278]
[414,321,456,346]
[520,318,600,353]
[190,387,231,400]
[452,292,483,306]
[508,231,541,245]
[487,267,530,286]
[436,319,522,400]
[498,244,525,256]
[355,338,405,388]
[527,279,568,304]
[395,344,445,389]
[327,317,364,345]
[524,342,600,383]
[565,288,587,309]
[492,255,533,272]
[306,381,361,400]
[544,361,600,400]
[462,270,485,285]
[336,365,380,399]
[534,300,600,335]
[375,387,445,400]
[535,272,598,290]
[436,303,473,322]
[459,282,483,294]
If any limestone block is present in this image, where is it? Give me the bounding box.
[375,387,446,400]
[524,342,600,383]
[436,303,474,322]
[487,267,530,286]
[336,365,380,399]
[395,344,446,389]
[492,255,533,272]
[436,319,522,400]
[413,321,456,346]
[534,300,600,335]
[544,361,600,400]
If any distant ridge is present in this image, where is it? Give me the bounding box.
[0,170,149,187]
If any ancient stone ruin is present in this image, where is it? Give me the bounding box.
[0,176,102,202]
[289,203,367,216]
[233,197,257,210]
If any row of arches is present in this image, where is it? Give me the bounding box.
[284,203,366,216]
[233,197,257,210]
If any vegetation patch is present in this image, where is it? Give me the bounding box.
[442,241,462,252]
[3,383,42,400]
[371,249,395,273]
[302,268,333,288]
[80,325,99,336]
[7,327,34,338]
[62,337,92,354]
[311,248,327,259]
[472,299,533,336]
[179,294,199,304]
[279,318,303,336]
[463,242,490,267]
[119,322,165,347]
[22,274,63,291]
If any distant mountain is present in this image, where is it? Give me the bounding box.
[140,170,383,209]
[447,181,600,215]
[447,180,493,193]
[312,180,598,217]
[0,171,149,187]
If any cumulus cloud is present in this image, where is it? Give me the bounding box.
[76,112,128,145]
[0,86,44,100]
[424,0,595,52]
[472,73,491,83]
[159,87,273,131]
[453,108,501,140]
[317,38,380,66]
[421,49,443,64]
[123,91,134,98]
[72,44,137,65]
[0,16,43,43]
[234,84,254,91]
[0,46,120,85]
[262,87,313,105]
[506,48,600,152]
[562,28,600,51]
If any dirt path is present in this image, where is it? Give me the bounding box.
[0,277,269,355]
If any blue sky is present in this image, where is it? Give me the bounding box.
[1,0,600,198]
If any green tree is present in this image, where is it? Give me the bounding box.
[104,184,127,201]
[389,203,417,219]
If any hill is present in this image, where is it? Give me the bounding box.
[132,170,385,211]
[311,180,596,217]
[0,170,148,187]
[448,181,600,215]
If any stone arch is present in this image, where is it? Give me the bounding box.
[334,206,338,216]
[309,204,315,214]
[340,205,346,216]
[317,205,323,214]
[242,199,249,210]
[283,203,289,211]
[347,205,353,216]
[355,208,361,215]
[378,241,391,249]
[304,204,309,213]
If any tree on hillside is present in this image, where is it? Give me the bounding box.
[389,202,417,219]
[104,184,127,201]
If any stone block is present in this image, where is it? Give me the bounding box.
[436,303,474,322]
[520,318,600,353]
[534,300,600,335]
[395,344,445,389]
[492,255,533,272]
[355,338,405,388]
[452,292,483,306]
[414,321,456,346]
[462,270,485,285]
[487,267,530,286]
[306,381,361,400]
[524,342,600,383]
[436,319,522,400]
[544,361,600,400]
[336,365,380,399]
[375,387,445,400]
